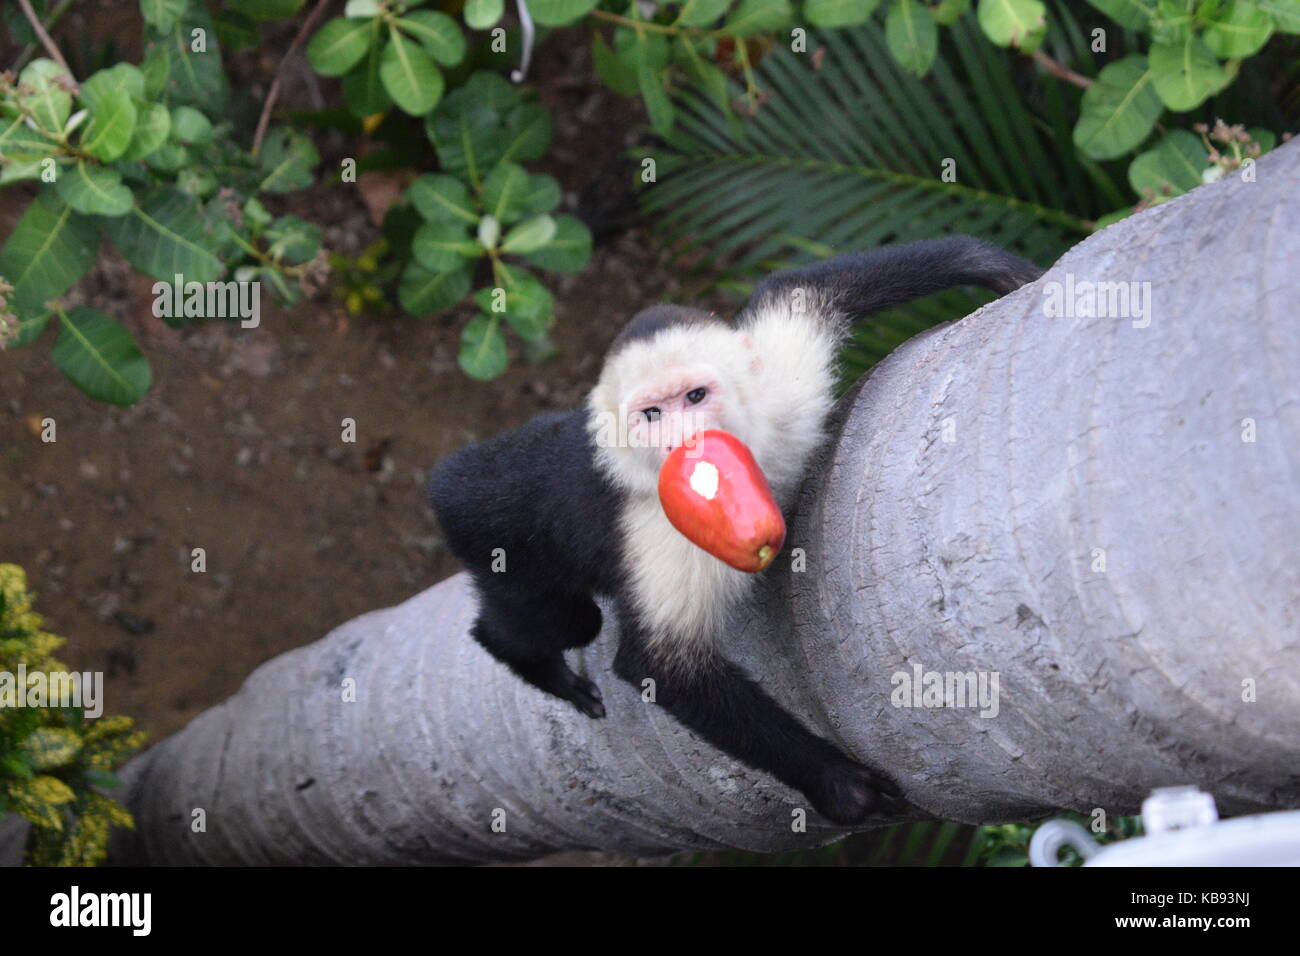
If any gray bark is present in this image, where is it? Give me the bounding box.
[66,139,1300,864]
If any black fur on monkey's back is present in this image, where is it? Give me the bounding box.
[426,236,1040,824]
[429,411,622,717]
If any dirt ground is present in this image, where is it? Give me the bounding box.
[0,8,705,749]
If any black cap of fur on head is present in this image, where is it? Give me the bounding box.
[609,305,728,355]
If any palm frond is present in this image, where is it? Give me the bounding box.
[643,12,1122,370]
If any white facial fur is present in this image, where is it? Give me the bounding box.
[587,297,844,668]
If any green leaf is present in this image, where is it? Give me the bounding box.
[638,39,675,135]
[170,105,213,144]
[593,30,639,95]
[1073,54,1163,160]
[81,90,138,162]
[679,0,732,26]
[342,21,393,116]
[55,161,134,216]
[1257,0,1300,32]
[258,127,320,193]
[1127,128,1207,202]
[101,187,224,283]
[483,161,532,223]
[520,173,562,215]
[260,265,301,306]
[1149,34,1225,111]
[1092,207,1133,231]
[501,214,558,254]
[484,263,555,339]
[412,221,478,270]
[20,59,72,135]
[458,314,508,379]
[398,261,472,314]
[20,728,82,771]
[464,0,505,29]
[380,31,444,115]
[243,196,274,233]
[265,215,322,264]
[932,0,971,25]
[886,0,938,76]
[1085,0,1155,30]
[523,214,592,274]
[806,0,883,27]
[80,64,145,109]
[1202,0,1275,57]
[1150,0,1195,43]
[229,0,304,19]
[407,174,479,223]
[148,4,230,111]
[725,0,794,36]
[140,0,187,32]
[308,17,375,76]
[425,72,550,179]
[527,0,600,27]
[977,0,1046,47]
[53,307,152,405]
[500,102,553,163]
[398,11,466,66]
[178,167,217,199]
[9,775,76,829]
[0,191,99,339]
[1248,127,1277,153]
[121,102,171,161]
[146,142,188,172]
[0,154,47,186]
[214,9,260,49]
[0,116,57,166]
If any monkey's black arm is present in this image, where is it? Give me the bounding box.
[611,621,895,825]
[744,236,1041,325]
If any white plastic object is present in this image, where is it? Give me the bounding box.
[1029,786,1300,867]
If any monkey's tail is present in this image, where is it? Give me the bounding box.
[743,236,1042,326]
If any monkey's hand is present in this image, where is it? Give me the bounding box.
[560,670,606,720]
[511,654,607,719]
[807,759,905,825]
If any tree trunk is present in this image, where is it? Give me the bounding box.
[90,138,1300,865]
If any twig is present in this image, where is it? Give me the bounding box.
[1031,50,1093,89]
[17,0,77,87]
[12,0,74,73]
[252,0,332,157]
[590,9,713,36]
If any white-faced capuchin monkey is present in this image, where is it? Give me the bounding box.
[429,237,1040,823]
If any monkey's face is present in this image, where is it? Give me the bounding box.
[589,324,754,496]
[623,365,725,462]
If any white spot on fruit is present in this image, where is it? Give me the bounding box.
[689,461,719,500]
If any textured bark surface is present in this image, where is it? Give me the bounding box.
[45,140,1299,865]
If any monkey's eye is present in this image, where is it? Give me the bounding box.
[643,407,662,422]
[686,388,707,404]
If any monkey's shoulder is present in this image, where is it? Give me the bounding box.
[428,409,621,576]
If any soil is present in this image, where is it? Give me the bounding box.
[0,8,709,751]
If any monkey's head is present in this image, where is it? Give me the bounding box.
[588,305,768,496]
